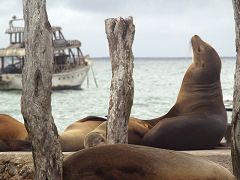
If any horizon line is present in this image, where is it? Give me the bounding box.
[91,56,235,59]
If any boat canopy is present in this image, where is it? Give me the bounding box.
[0,40,81,57]
[54,40,81,50]
[5,26,62,34]
[0,48,25,57]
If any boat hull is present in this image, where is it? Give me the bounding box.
[0,60,91,90]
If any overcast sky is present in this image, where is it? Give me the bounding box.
[0,0,236,57]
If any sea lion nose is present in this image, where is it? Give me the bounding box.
[191,35,202,48]
[192,35,202,42]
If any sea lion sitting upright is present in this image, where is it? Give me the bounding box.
[142,35,227,150]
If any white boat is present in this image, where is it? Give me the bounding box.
[0,16,92,90]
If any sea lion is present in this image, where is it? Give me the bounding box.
[84,117,151,148]
[83,121,107,148]
[0,114,31,151]
[0,115,106,151]
[63,144,234,180]
[142,35,227,150]
[0,139,31,151]
[59,116,106,151]
[0,114,28,140]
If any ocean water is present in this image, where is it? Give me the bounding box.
[0,57,235,132]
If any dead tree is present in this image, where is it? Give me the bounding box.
[232,0,240,178]
[105,17,135,144]
[21,0,63,179]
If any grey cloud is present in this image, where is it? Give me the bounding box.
[0,1,22,17]
[0,0,236,57]
[47,0,231,16]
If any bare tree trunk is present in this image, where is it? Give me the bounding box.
[21,1,63,179]
[232,0,240,179]
[105,17,135,144]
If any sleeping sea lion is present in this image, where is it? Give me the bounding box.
[0,114,28,140]
[59,116,106,151]
[63,144,234,180]
[0,114,31,151]
[0,115,106,151]
[84,117,151,148]
[0,139,31,151]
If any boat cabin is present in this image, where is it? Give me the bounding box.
[0,16,87,75]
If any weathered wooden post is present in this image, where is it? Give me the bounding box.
[105,17,135,144]
[21,0,63,179]
[232,0,240,178]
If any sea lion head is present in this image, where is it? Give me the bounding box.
[187,35,221,84]
[84,131,106,149]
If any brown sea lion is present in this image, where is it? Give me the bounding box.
[84,117,151,148]
[63,144,234,180]
[83,121,107,148]
[0,114,28,140]
[59,116,106,151]
[142,35,227,150]
[0,114,31,151]
[0,115,106,152]
[0,139,31,151]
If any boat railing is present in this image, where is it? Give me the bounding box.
[6,27,63,34]
[54,64,69,73]
[5,27,24,34]
[53,60,86,73]
[67,40,81,46]
[53,64,75,73]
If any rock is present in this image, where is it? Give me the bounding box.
[7,165,18,177]
[0,165,5,174]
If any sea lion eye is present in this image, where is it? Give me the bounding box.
[197,47,201,53]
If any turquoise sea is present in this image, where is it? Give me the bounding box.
[0,57,235,132]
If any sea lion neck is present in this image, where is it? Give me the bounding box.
[179,80,222,94]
